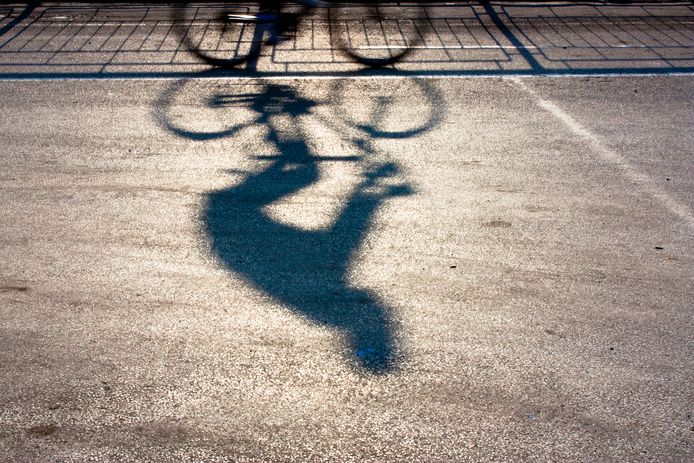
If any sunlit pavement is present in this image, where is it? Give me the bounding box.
[1,2,693,462]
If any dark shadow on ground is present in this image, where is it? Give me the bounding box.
[156,72,444,373]
[0,1,39,39]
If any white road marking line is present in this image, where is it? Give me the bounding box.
[512,77,694,229]
[34,20,694,27]
[360,45,647,50]
[341,45,541,50]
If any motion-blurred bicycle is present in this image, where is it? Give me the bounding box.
[175,1,430,68]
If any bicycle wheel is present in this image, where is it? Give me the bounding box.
[175,2,264,68]
[330,3,430,67]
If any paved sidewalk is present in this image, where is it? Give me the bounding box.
[1,1,693,77]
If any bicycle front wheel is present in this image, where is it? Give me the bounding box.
[175,2,264,68]
[330,3,430,67]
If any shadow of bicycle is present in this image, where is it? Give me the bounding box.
[156,72,444,373]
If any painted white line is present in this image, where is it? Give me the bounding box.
[360,45,543,50]
[512,77,694,229]
[360,44,667,50]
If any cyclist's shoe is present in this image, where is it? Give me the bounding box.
[265,24,291,45]
[266,33,291,45]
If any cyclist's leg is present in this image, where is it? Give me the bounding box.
[258,0,282,44]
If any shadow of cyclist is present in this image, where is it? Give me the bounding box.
[155,74,444,373]
[204,84,414,373]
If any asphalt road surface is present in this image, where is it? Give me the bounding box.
[1,2,693,462]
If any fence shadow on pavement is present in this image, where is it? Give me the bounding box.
[0,1,38,39]
[155,71,445,373]
[1,2,693,79]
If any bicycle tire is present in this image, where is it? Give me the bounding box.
[330,3,430,67]
[175,2,264,68]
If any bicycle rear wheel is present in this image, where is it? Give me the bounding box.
[175,2,264,68]
[330,3,430,67]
